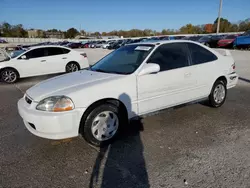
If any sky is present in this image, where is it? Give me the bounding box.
[1,0,250,32]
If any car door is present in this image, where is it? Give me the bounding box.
[44,47,70,74]
[14,48,47,77]
[137,43,197,115]
[186,42,219,98]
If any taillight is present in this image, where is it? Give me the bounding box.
[232,62,235,70]
[80,53,87,58]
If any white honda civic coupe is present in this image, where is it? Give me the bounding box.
[0,45,89,83]
[18,40,238,146]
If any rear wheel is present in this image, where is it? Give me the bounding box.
[81,103,123,146]
[66,62,79,73]
[0,68,19,83]
[208,80,227,108]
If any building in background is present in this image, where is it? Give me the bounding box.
[45,31,64,39]
[27,29,39,38]
[28,29,46,38]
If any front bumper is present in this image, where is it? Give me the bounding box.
[17,97,86,140]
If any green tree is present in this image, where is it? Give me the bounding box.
[213,17,232,33]
[65,28,79,38]
[47,29,58,32]
[180,24,196,34]
[37,30,46,38]
[80,30,86,36]
[1,22,12,37]
[102,32,107,36]
[238,19,250,31]
[161,29,169,35]
[143,29,153,36]
[230,24,239,32]
[11,24,28,37]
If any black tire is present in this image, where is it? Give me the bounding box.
[65,62,80,73]
[81,103,125,147]
[208,80,227,108]
[0,68,19,84]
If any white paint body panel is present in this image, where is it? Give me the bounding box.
[17,41,238,140]
[0,45,89,78]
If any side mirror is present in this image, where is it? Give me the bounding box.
[21,55,27,60]
[138,63,160,76]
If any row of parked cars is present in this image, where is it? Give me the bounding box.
[81,30,250,50]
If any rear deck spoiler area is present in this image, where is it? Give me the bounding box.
[215,49,232,56]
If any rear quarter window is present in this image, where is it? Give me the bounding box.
[188,43,218,65]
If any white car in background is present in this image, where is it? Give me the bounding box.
[18,41,238,147]
[0,45,89,83]
[102,41,115,49]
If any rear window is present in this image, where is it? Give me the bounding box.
[188,43,218,65]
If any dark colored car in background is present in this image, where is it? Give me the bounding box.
[66,42,84,48]
[173,36,185,40]
[0,39,8,43]
[218,35,238,48]
[158,36,170,40]
[183,36,203,41]
[59,41,70,46]
[198,35,225,48]
[108,40,123,49]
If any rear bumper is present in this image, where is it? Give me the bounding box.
[226,73,238,89]
[218,43,231,47]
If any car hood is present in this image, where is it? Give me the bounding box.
[26,70,120,101]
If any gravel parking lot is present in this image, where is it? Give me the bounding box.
[0,48,250,188]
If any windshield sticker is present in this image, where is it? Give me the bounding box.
[135,46,152,51]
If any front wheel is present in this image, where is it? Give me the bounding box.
[208,80,227,108]
[81,103,123,146]
[0,68,19,83]
[65,62,79,73]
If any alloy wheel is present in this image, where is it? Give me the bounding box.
[66,63,79,72]
[1,70,17,83]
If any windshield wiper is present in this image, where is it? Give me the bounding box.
[93,68,109,73]
[92,68,127,75]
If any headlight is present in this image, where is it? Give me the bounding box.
[36,96,74,112]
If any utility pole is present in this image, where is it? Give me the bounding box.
[216,0,223,34]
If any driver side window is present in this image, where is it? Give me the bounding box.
[148,43,189,71]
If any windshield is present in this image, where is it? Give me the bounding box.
[91,44,154,74]
[10,50,26,58]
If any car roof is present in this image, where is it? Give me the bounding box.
[29,45,70,50]
[126,40,202,46]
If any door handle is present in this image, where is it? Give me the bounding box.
[41,60,46,62]
[184,72,191,77]
[62,57,67,59]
